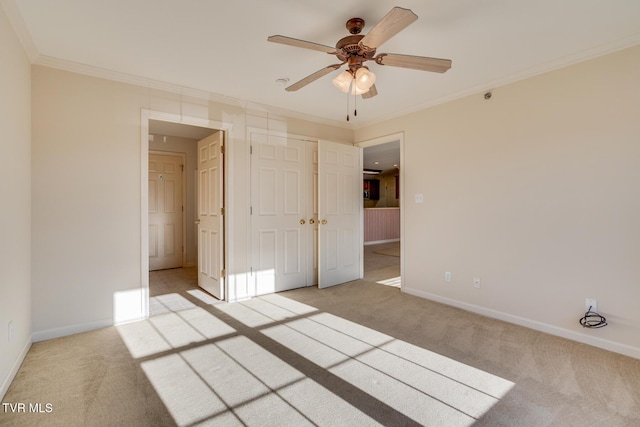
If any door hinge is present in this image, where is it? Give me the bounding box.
[220,269,226,278]
[220,145,225,155]
[250,145,253,155]
[221,207,225,215]
[250,206,253,215]
[180,164,184,172]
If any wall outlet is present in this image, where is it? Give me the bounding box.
[8,321,14,342]
[445,272,452,282]
[473,277,481,288]
[585,298,597,312]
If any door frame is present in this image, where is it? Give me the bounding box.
[149,150,187,269]
[140,109,232,318]
[355,132,405,286]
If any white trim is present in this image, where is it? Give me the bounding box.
[402,287,640,360]
[0,0,39,61]
[0,336,31,400]
[34,55,351,130]
[364,238,400,246]
[32,318,113,342]
[31,38,640,133]
[352,36,640,130]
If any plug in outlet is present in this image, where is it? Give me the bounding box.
[585,298,597,312]
[8,321,14,342]
[445,272,452,283]
[473,277,481,289]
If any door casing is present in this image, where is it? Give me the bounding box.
[140,109,232,318]
[356,132,405,288]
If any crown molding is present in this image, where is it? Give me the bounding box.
[354,36,640,130]
[33,55,352,131]
[1,0,38,61]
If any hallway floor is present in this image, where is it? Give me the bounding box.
[149,240,402,299]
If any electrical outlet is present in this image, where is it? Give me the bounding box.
[585,298,597,312]
[8,321,14,342]
[445,272,452,282]
[473,277,481,288]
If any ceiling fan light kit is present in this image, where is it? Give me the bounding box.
[267,6,452,120]
[332,67,376,95]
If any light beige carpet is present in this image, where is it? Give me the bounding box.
[2,264,640,426]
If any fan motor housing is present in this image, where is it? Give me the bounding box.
[335,34,376,63]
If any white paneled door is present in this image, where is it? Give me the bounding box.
[197,132,225,300]
[318,140,361,288]
[149,153,184,271]
[251,133,360,294]
[250,133,315,294]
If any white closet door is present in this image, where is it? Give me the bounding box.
[318,140,362,288]
[250,133,308,294]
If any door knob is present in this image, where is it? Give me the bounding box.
[195,219,201,224]
[321,219,327,225]
[300,219,306,225]
[309,219,315,224]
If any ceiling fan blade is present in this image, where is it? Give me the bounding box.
[267,35,337,54]
[285,64,343,92]
[361,84,378,99]
[359,7,418,50]
[376,53,452,73]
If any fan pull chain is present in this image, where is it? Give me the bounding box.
[354,87,358,117]
[353,74,358,118]
[346,78,351,121]
[346,89,350,121]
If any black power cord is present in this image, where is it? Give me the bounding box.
[579,306,607,328]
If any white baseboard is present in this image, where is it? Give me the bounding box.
[402,287,640,360]
[0,335,32,401]
[32,318,113,343]
[364,238,400,246]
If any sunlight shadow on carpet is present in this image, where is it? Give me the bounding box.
[117,291,514,426]
[377,276,401,287]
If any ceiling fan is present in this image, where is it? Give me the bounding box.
[267,6,452,103]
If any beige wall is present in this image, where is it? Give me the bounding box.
[30,65,352,340]
[0,6,32,398]
[356,45,640,358]
[7,8,640,377]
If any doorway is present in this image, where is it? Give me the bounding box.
[358,133,404,289]
[141,111,229,319]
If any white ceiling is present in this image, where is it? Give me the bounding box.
[5,1,640,128]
